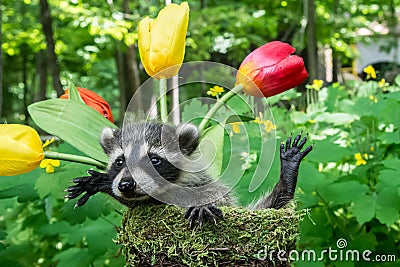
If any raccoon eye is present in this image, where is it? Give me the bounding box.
[150,157,162,166]
[115,158,124,167]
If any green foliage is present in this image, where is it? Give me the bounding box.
[294,79,400,266]
[28,97,117,163]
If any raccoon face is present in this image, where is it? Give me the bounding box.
[100,122,199,200]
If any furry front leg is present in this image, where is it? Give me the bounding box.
[251,133,313,209]
[184,205,224,228]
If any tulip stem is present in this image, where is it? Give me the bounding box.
[159,78,168,123]
[198,84,243,135]
[44,151,106,169]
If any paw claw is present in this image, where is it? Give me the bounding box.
[185,204,223,228]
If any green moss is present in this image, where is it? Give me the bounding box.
[118,204,305,266]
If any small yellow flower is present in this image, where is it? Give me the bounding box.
[354,153,367,166]
[369,95,378,103]
[370,146,375,152]
[230,122,242,134]
[207,85,224,97]
[40,159,60,173]
[308,119,316,124]
[42,138,55,149]
[254,117,264,124]
[378,78,389,89]
[309,79,324,91]
[363,65,376,79]
[264,120,276,132]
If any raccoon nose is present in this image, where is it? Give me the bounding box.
[118,179,136,192]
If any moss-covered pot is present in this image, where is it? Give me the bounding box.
[118,204,305,266]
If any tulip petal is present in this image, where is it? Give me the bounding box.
[147,2,189,78]
[0,124,44,176]
[237,41,308,98]
[260,55,308,97]
[60,87,114,123]
[138,16,153,76]
[240,41,296,69]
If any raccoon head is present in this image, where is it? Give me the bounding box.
[100,122,200,200]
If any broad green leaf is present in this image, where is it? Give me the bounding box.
[181,98,209,126]
[28,99,117,163]
[199,124,225,177]
[53,248,91,267]
[351,193,376,224]
[319,181,369,205]
[306,141,348,163]
[298,162,327,193]
[67,220,117,258]
[377,131,400,144]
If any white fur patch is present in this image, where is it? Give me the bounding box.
[111,171,123,197]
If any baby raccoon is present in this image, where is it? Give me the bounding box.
[66,122,312,227]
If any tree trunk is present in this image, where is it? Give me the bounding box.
[39,0,63,96]
[122,0,143,112]
[115,49,128,119]
[35,50,47,101]
[0,0,3,118]
[306,0,318,81]
[22,53,29,124]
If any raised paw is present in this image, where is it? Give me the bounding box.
[279,132,313,195]
[184,204,224,228]
[65,170,109,207]
[280,132,313,164]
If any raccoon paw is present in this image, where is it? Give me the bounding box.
[184,204,224,228]
[66,170,109,207]
[280,132,313,195]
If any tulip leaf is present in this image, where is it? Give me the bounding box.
[199,124,226,177]
[224,115,255,124]
[28,99,117,163]
[67,80,84,103]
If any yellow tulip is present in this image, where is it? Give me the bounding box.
[138,2,189,79]
[0,124,44,176]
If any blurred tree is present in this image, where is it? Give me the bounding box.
[0,0,3,118]
[39,0,62,96]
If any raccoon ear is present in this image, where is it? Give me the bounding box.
[176,123,199,155]
[100,127,117,155]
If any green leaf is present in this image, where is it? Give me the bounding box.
[28,99,117,163]
[290,111,309,125]
[199,124,226,177]
[306,140,348,163]
[377,131,400,144]
[67,80,84,102]
[181,98,209,126]
[394,74,400,87]
[225,94,253,116]
[224,114,255,124]
[319,181,369,205]
[313,112,358,125]
[53,248,91,267]
[351,193,376,224]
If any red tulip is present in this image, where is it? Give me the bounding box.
[60,87,114,123]
[236,41,308,97]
